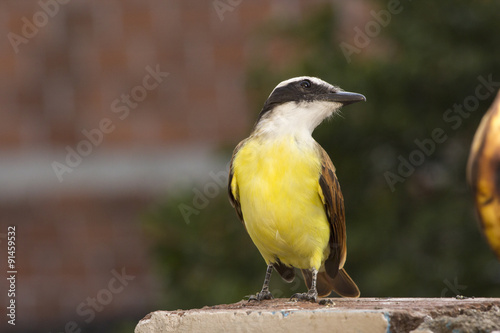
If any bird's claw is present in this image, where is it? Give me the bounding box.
[248,290,274,302]
[290,290,318,303]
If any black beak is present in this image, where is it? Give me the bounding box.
[323,91,366,106]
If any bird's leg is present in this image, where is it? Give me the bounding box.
[248,264,274,301]
[290,268,318,302]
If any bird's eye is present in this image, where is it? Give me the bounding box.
[300,79,311,89]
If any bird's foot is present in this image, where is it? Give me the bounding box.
[290,290,318,303]
[248,290,274,302]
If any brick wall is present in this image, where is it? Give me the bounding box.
[1,0,258,149]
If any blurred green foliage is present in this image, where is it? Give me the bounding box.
[145,0,500,310]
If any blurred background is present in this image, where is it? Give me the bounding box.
[1,0,500,332]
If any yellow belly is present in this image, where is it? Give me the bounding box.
[232,136,330,270]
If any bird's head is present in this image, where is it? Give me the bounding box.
[254,76,365,136]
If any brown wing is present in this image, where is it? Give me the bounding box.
[310,144,359,297]
[317,145,347,279]
[228,139,247,224]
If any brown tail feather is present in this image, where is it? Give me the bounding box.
[301,268,360,298]
[329,268,360,297]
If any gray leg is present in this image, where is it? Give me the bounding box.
[248,264,274,301]
[290,268,318,302]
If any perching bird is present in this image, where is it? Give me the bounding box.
[467,91,500,260]
[228,76,365,302]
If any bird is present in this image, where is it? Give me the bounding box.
[467,91,500,260]
[228,76,365,302]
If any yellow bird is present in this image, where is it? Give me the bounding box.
[467,91,500,260]
[228,77,365,301]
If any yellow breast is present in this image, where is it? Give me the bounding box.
[232,135,330,270]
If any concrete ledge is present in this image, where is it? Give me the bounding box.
[135,298,500,333]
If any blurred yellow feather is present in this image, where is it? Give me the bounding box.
[467,90,500,259]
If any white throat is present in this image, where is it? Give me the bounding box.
[255,101,341,139]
